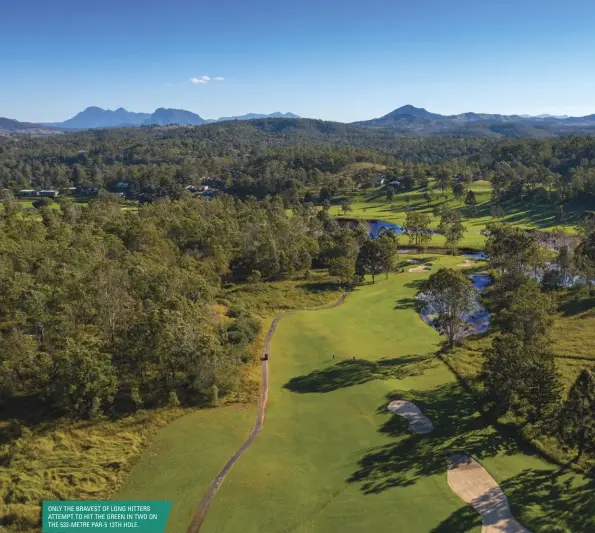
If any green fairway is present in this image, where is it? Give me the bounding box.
[198,256,595,533]
[117,405,258,532]
[330,180,587,250]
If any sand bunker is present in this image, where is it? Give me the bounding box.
[408,265,430,273]
[447,454,531,533]
[458,259,476,267]
[387,400,433,434]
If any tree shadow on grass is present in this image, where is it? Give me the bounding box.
[283,355,437,394]
[394,297,422,311]
[429,506,481,533]
[405,279,426,290]
[347,382,523,495]
[557,292,595,318]
[498,467,595,532]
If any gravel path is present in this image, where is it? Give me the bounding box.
[447,454,532,533]
[387,400,433,434]
[186,293,348,533]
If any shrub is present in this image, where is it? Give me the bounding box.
[131,387,143,409]
[227,315,261,345]
[209,384,219,406]
[167,391,180,407]
[227,304,247,318]
[32,198,51,209]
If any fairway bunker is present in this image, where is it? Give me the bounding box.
[457,259,476,267]
[408,265,430,273]
[447,454,532,533]
[387,400,433,434]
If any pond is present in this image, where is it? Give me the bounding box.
[419,273,492,338]
[336,218,405,238]
[464,252,487,260]
[369,220,406,238]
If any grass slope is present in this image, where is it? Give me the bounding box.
[200,256,595,533]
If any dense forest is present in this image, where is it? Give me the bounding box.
[0,193,400,419]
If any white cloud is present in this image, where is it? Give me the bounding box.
[190,75,224,84]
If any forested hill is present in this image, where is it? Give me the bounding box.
[4,119,595,201]
[0,118,491,189]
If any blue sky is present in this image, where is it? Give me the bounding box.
[2,0,595,122]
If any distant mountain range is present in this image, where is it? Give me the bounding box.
[4,104,595,138]
[209,112,299,123]
[41,107,301,130]
[353,105,595,137]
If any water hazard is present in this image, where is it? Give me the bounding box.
[336,218,405,238]
[420,273,492,338]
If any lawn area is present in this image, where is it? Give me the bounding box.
[198,256,595,533]
[117,405,258,533]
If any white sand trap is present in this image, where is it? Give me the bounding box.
[408,265,430,273]
[447,454,532,533]
[457,259,476,267]
[387,400,433,434]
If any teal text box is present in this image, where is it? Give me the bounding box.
[43,501,172,533]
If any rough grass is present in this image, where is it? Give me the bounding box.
[199,257,595,533]
[117,405,259,533]
[223,270,343,315]
[0,408,187,532]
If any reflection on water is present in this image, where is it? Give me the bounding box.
[336,218,406,238]
[369,220,405,238]
[464,252,487,260]
[420,273,492,338]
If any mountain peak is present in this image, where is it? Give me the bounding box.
[145,108,205,126]
[388,105,440,118]
[393,105,428,114]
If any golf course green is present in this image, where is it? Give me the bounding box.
[121,254,595,533]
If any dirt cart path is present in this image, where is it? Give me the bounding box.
[186,293,348,533]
